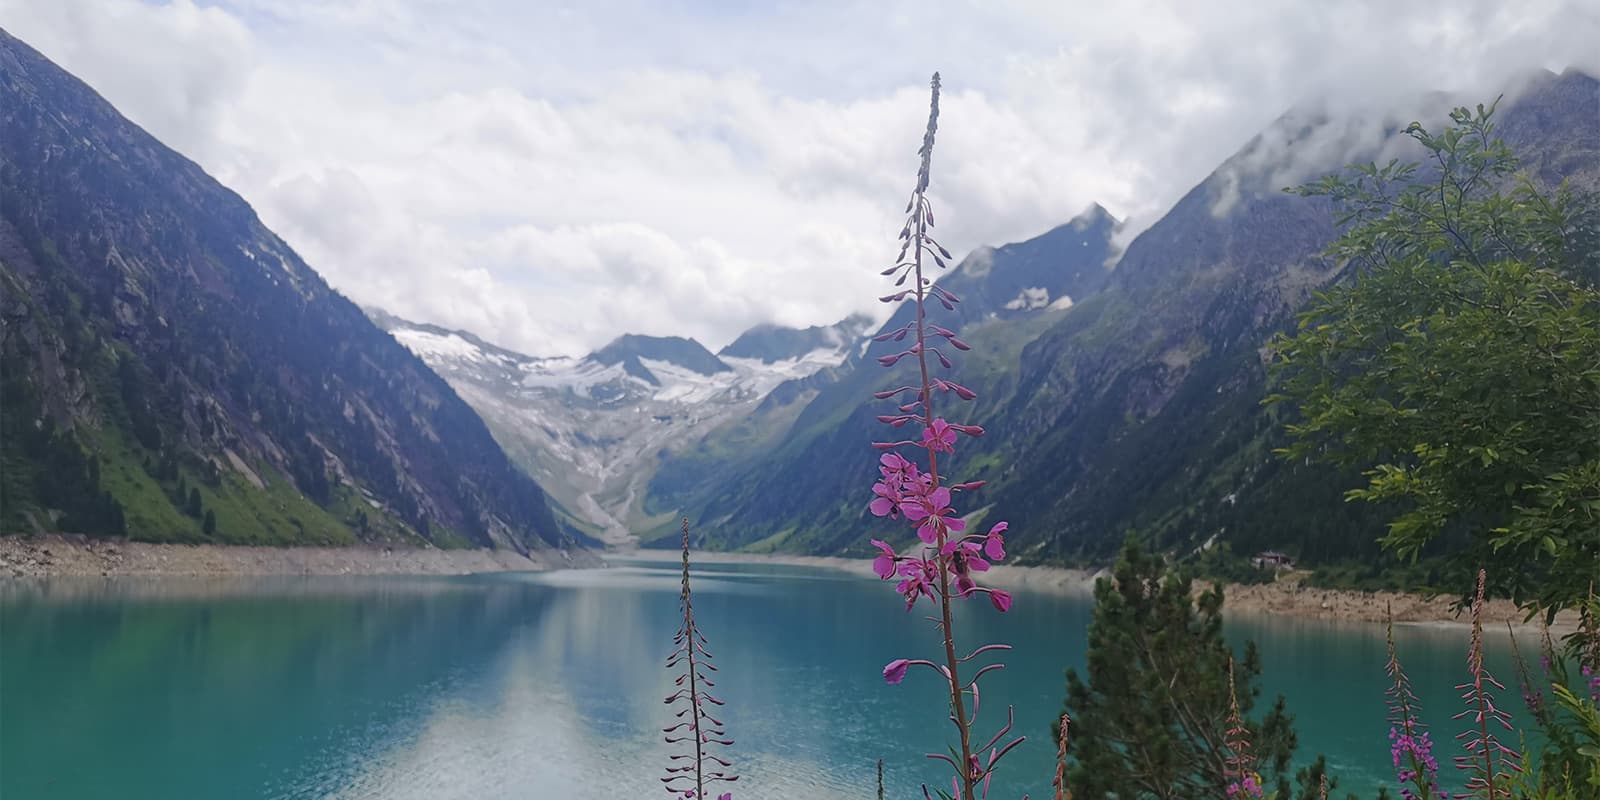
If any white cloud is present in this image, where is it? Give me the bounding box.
[1,0,1596,356]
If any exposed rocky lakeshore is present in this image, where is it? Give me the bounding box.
[0,534,601,578]
[1,536,1572,631]
[620,550,1575,631]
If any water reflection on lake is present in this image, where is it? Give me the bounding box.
[0,560,1529,798]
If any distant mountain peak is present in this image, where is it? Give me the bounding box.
[368,307,546,366]
[719,313,874,364]
[587,334,731,383]
[1074,202,1116,226]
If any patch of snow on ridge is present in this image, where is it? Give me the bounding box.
[518,358,635,398]
[392,328,491,363]
[646,346,849,404]
[644,358,742,404]
[723,347,850,396]
[1004,287,1050,311]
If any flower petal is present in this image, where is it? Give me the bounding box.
[883,659,910,685]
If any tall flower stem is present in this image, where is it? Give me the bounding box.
[905,72,977,800]
[663,517,736,798]
[871,71,1020,800]
[681,519,706,800]
[1385,608,1440,800]
[1053,713,1072,800]
[1453,569,1519,799]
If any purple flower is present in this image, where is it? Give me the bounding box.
[1225,774,1263,798]
[869,483,899,517]
[883,659,911,685]
[895,558,938,610]
[921,418,957,453]
[870,540,898,580]
[984,522,1007,560]
[863,76,1025,800]
[900,487,964,544]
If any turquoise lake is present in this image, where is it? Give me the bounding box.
[0,559,1532,798]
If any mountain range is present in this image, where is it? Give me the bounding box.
[380,69,1600,572]
[370,307,874,544]
[4,22,1596,578]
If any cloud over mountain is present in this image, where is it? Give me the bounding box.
[4,0,1595,355]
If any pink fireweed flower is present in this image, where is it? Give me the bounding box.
[884,659,911,685]
[1385,612,1443,800]
[922,418,958,453]
[899,486,965,544]
[1223,657,1262,799]
[895,558,938,610]
[984,522,1007,560]
[865,73,1023,800]
[869,482,900,518]
[879,451,914,479]
[871,540,899,580]
[1226,774,1263,798]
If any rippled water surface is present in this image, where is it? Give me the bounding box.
[1,559,1526,798]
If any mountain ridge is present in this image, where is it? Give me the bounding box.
[372,307,874,543]
[0,28,580,556]
[632,70,1599,569]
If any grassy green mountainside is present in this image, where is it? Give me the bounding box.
[640,69,1600,583]
[0,29,578,553]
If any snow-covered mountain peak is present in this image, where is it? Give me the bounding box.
[368,309,868,544]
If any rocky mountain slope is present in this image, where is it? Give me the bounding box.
[638,69,1600,568]
[0,29,577,555]
[642,204,1124,551]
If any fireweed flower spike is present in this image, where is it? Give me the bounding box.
[1580,585,1600,704]
[1052,713,1071,800]
[1505,622,1549,725]
[869,72,1022,800]
[1223,658,1263,799]
[1452,570,1521,799]
[1385,609,1442,800]
[662,518,737,799]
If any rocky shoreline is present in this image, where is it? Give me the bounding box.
[2,536,1569,630]
[0,533,599,578]
[619,549,1571,631]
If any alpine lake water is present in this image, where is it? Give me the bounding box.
[1,557,1535,799]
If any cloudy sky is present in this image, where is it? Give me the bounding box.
[3,1,1597,356]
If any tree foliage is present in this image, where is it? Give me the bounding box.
[1269,102,1600,613]
[1059,537,1330,799]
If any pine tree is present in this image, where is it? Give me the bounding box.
[186,487,202,518]
[202,509,216,537]
[1060,535,1328,799]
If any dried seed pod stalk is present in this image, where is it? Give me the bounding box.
[662,518,736,799]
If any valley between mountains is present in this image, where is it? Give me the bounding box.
[4,24,1597,588]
